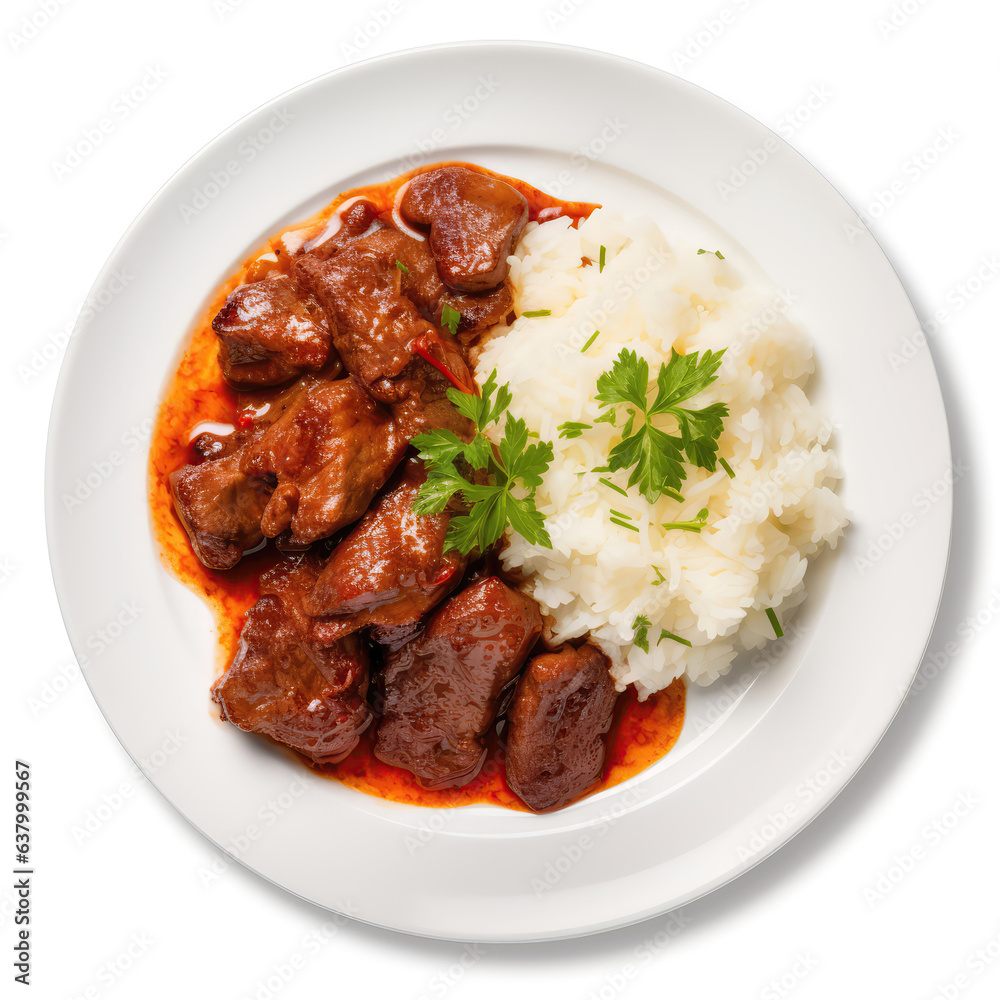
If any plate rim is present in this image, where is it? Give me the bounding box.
[44,39,953,942]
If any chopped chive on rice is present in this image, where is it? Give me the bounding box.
[766,608,784,638]
[658,630,692,648]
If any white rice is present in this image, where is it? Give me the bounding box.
[474,209,849,698]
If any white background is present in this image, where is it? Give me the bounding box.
[4,0,999,997]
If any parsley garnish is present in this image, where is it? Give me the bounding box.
[557,421,591,439]
[581,330,600,353]
[594,348,728,503]
[395,260,409,274]
[632,615,652,652]
[411,370,553,556]
[697,249,725,259]
[661,508,709,533]
[766,608,784,638]
[441,303,461,336]
[522,309,551,318]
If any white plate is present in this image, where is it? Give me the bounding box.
[46,43,951,942]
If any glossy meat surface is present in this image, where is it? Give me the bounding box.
[294,247,436,402]
[389,355,475,441]
[505,643,618,812]
[241,376,406,544]
[212,273,333,389]
[168,449,271,570]
[293,202,508,401]
[360,225,513,342]
[300,197,379,259]
[304,458,465,632]
[400,167,528,293]
[212,558,372,764]
[374,577,543,787]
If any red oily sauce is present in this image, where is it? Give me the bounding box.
[148,163,686,811]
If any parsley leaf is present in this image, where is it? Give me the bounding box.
[440,303,461,336]
[412,370,553,556]
[633,614,652,653]
[395,259,410,274]
[595,348,728,503]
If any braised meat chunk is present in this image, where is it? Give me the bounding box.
[447,285,513,346]
[358,225,513,343]
[389,353,476,441]
[294,248,438,402]
[303,458,466,632]
[506,643,619,812]
[169,449,271,571]
[212,557,372,764]
[170,376,406,569]
[241,376,406,545]
[212,273,334,389]
[374,577,543,787]
[299,196,379,259]
[399,167,529,293]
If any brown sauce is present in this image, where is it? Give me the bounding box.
[147,162,686,809]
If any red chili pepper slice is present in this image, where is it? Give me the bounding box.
[428,560,458,587]
[412,331,477,395]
